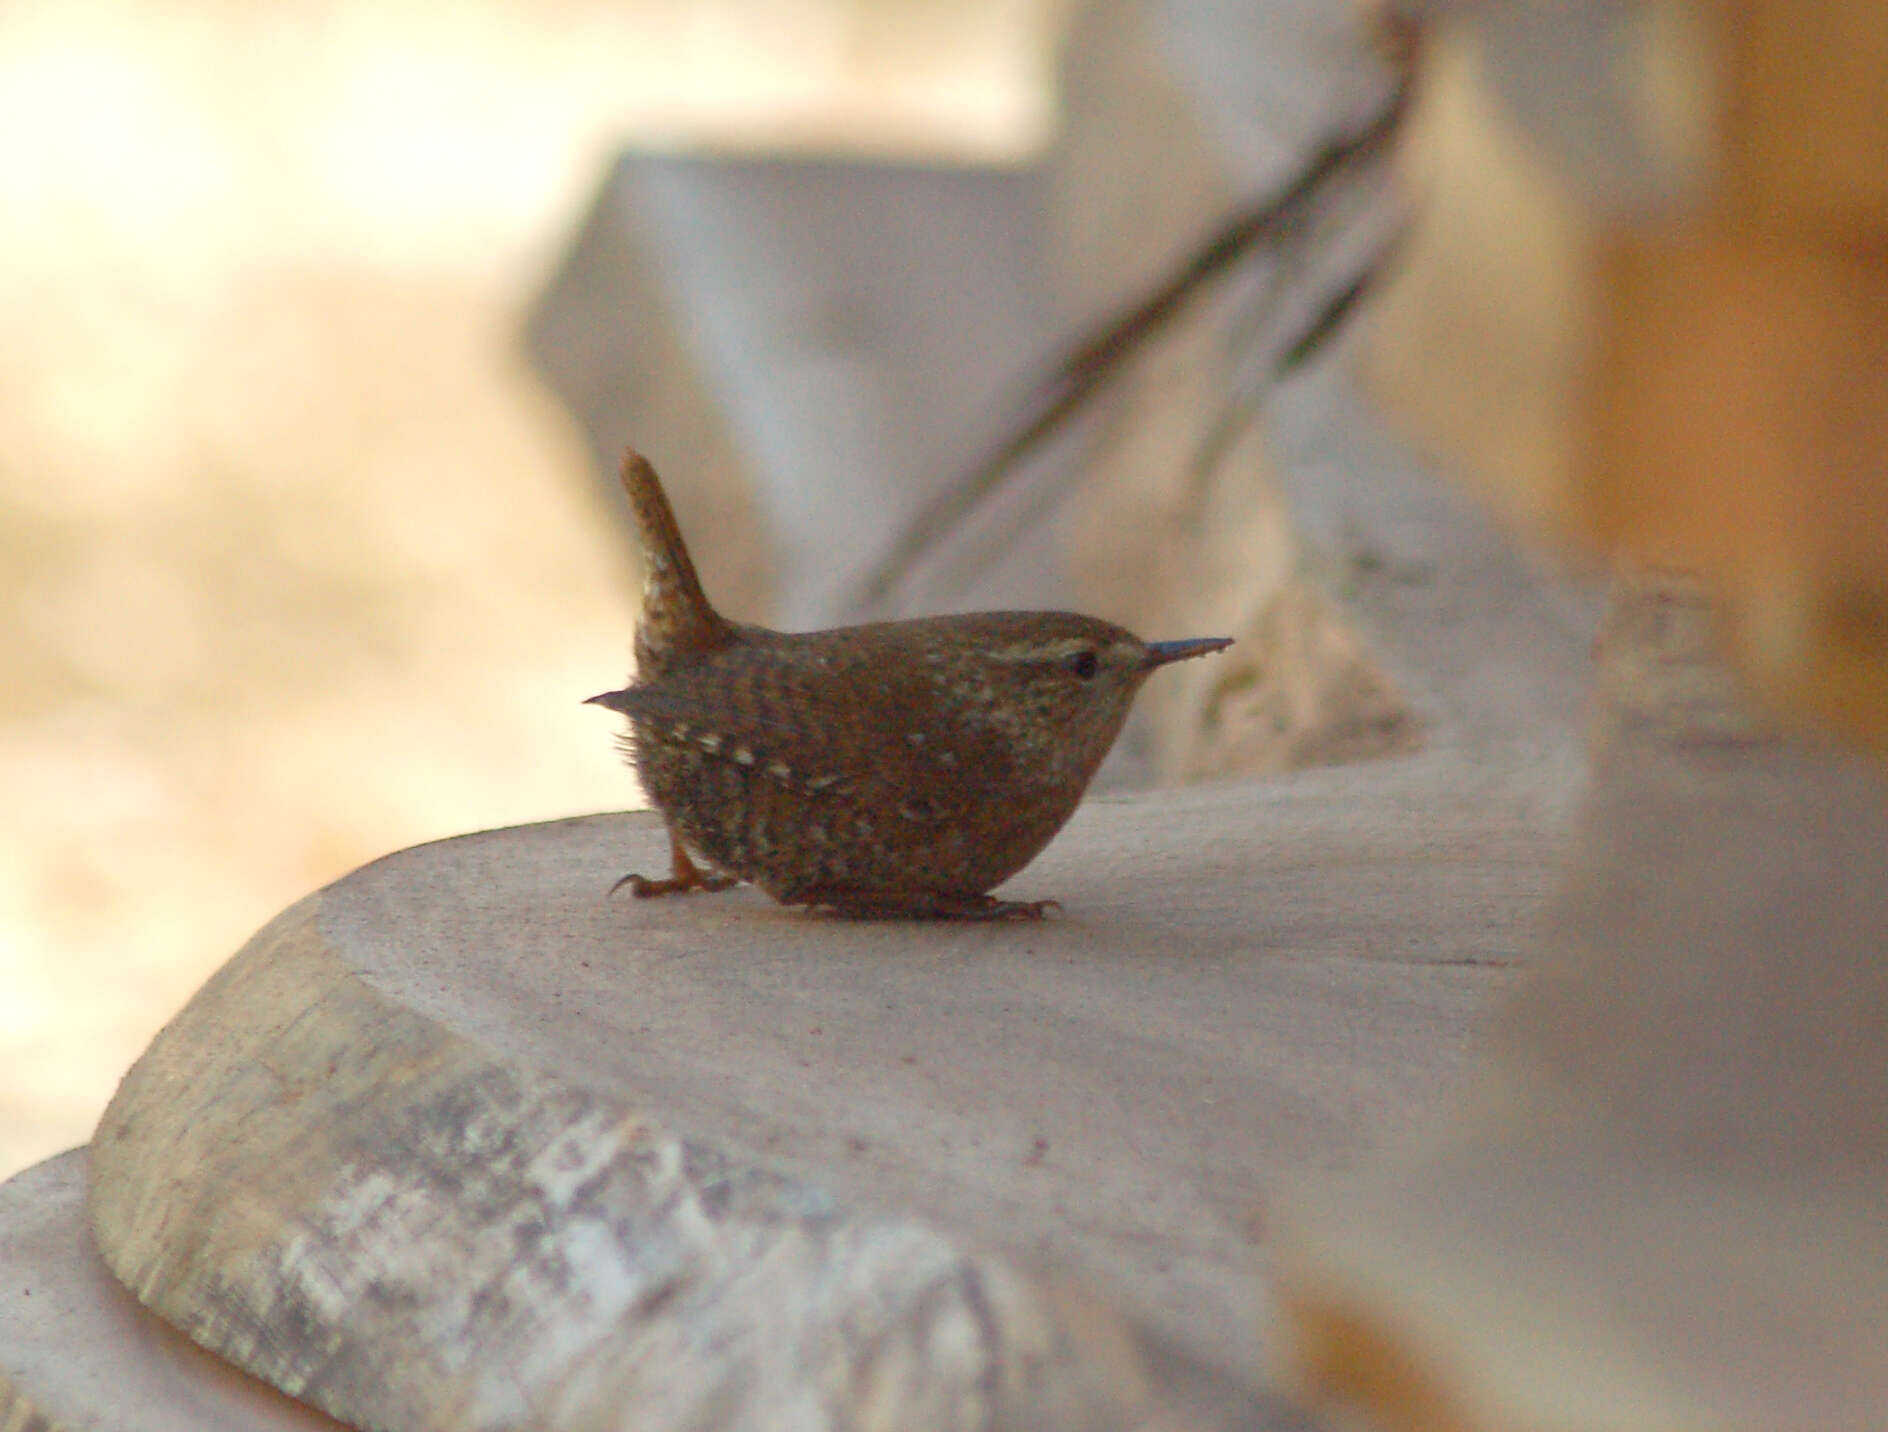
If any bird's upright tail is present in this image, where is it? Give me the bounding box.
[619,449,732,675]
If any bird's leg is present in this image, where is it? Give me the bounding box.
[610,832,737,898]
[792,887,1061,921]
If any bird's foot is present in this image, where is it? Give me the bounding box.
[610,834,736,899]
[945,895,1060,922]
[795,887,1061,921]
[928,891,1064,925]
[609,871,738,898]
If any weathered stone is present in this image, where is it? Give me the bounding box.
[1280,582,1888,1429]
[0,1150,343,1432]
[87,753,1573,1431]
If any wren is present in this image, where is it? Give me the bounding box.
[587,450,1232,919]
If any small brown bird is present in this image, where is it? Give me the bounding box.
[587,450,1232,919]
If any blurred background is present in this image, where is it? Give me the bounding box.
[0,0,1072,1179]
[11,3,1886,1424]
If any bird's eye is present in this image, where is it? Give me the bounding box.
[1066,649,1099,679]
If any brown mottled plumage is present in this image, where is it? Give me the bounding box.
[587,450,1232,919]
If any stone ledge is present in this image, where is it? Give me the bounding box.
[0,1150,345,1432]
[86,755,1564,1430]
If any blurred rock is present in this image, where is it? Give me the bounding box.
[527,0,1597,789]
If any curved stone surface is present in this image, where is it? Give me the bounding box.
[0,1150,344,1432]
[88,758,1564,1431]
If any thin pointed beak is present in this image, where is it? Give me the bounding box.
[585,689,633,712]
[1142,636,1234,669]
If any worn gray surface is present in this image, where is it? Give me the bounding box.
[1279,581,1888,1429]
[337,761,1553,1368]
[0,1150,345,1432]
[86,744,1570,1432]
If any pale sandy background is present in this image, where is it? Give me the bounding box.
[0,0,1066,1179]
